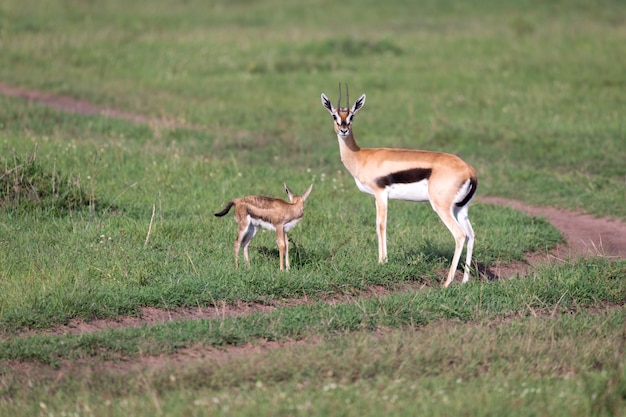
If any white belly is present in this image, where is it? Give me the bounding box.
[249,216,301,232]
[354,178,430,202]
[250,217,276,231]
[388,180,430,202]
[284,218,301,232]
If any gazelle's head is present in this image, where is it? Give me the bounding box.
[321,84,366,139]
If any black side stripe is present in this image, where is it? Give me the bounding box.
[455,177,478,207]
[375,168,432,189]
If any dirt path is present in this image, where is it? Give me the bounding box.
[2,82,626,337]
[0,82,199,130]
[480,196,626,259]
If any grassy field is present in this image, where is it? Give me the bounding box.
[0,0,625,415]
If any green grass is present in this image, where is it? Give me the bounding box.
[0,102,564,332]
[0,0,625,415]
[0,257,623,365]
[1,301,624,416]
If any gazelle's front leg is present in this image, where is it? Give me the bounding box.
[275,225,286,271]
[374,192,389,263]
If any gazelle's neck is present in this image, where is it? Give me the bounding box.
[338,130,360,153]
[336,130,361,175]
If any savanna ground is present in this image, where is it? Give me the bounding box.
[0,0,625,416]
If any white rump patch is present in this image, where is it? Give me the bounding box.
[454,179,474,206]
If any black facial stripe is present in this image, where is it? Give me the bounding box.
[375,168,432,188]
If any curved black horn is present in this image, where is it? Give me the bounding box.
[346,84,349,108]
[337,83,342,109]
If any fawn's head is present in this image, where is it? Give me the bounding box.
[321,84,366,139]
[284,183,313,204]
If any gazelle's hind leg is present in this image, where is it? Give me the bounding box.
[236,222,256,268]
[432,202,469,288]
[454,204,475,283]
[241,226,257,268]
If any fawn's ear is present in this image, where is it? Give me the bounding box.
[284,183,295,201]
[301,184,313,202]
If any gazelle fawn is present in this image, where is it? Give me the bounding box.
[214,183,313,271]
[321,85,477,287]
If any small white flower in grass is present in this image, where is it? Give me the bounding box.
[255,380,264,389]
[323,382,337,391]
[296,400,312,411]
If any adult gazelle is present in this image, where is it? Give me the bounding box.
[321,86,477,287]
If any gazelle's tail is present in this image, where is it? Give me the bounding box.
[455,176,478,208]
[214,201,235,217]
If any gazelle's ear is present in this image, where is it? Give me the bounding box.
[284,183,295,201]
[351,94,366,114]
[301,184,313,202]
[321,93,334,114]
